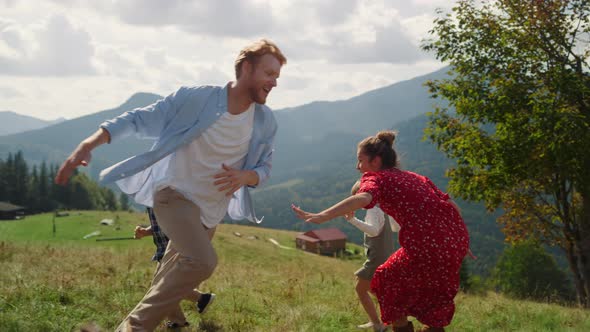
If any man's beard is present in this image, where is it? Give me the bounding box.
[248,85,266,104]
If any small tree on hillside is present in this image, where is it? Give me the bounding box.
[493,240,571,301]
[37,161,53,212]
[0,158,6,201]
[13,151,29,206]
[459,259,473,292]
[50,164,70,209]
[27,165,40,212]
[422,0,590,306]
[102,188,119,211]
[119,192,130,211]
[69,173,101,210]
[3,152,29,206]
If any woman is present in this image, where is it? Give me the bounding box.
[292,130,469,332]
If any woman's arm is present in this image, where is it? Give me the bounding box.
[292,193,372,224]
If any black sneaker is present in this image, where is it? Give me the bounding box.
[196,293,216,314]
[165,321,189,330]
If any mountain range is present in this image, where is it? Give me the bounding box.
[0,111,65,136]
[0,67,506,274]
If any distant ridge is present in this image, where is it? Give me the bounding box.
[0,92,162,179]
[0,111,66,136]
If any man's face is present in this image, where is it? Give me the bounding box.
[243,54,282,104]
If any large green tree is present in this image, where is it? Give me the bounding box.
[69,173,104,210]
[422,0,590,305]
[493,240,571,300]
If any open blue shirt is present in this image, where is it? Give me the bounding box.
[98,84,277,223]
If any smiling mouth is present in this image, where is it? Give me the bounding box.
[263,87,271,94]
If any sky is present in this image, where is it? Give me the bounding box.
[0,0,452,121]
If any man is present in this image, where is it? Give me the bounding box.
[55,39,286,331]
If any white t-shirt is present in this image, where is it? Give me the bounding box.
[153,103,255,228]
[346,205,400,237]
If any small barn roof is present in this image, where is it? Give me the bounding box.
[0,201,25,212]
[296,233,320,243]
[304,228,347,241]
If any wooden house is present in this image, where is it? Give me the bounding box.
[0,201,25,220]
[295,227,347,256]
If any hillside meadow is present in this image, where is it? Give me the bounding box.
[0,212,589,331]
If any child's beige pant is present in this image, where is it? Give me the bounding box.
[116,187,218,332]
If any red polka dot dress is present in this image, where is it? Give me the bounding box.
[358,168,469,328]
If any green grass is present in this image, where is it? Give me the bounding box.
[1,212,589,331]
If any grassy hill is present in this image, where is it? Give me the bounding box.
[1,212,588,331]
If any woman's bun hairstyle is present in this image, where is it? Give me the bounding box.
[376,130,396,146]
[358,130,399,169]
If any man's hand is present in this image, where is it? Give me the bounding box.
[54,128,110,185]
[134,226,153,239]
[55,143,93,185]
[213,164,259,197]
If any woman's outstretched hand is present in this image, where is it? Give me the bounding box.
[291,204,328,224]
[343,211,354,221]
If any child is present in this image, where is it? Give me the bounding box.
[344,181,400,332]
[292,130,470,332]
[134,208,216,329]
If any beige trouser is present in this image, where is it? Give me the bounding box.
[116,188,218,332]
[155,248,202,324]
[158,225,217,324]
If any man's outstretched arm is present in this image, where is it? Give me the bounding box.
[54,127,111,185]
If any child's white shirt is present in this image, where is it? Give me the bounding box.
[346,206,400,237]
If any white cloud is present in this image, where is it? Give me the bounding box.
[268,0,429,65]
[90,0,429,65]
[269,59,443,110]
[0,27,23,52]
[0,0,18,7]
[411,0,451,7]
[0,14,96,76]
[193,65,231,86]
[110,0,274,38]
[280,75,310,90]
[0,0,447,120]
[0,85,22,98]
[326,23,426,64]
[95,46,137,76]
[312,0,359,24]
[401,13,437,43]
[143,48,167,67]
